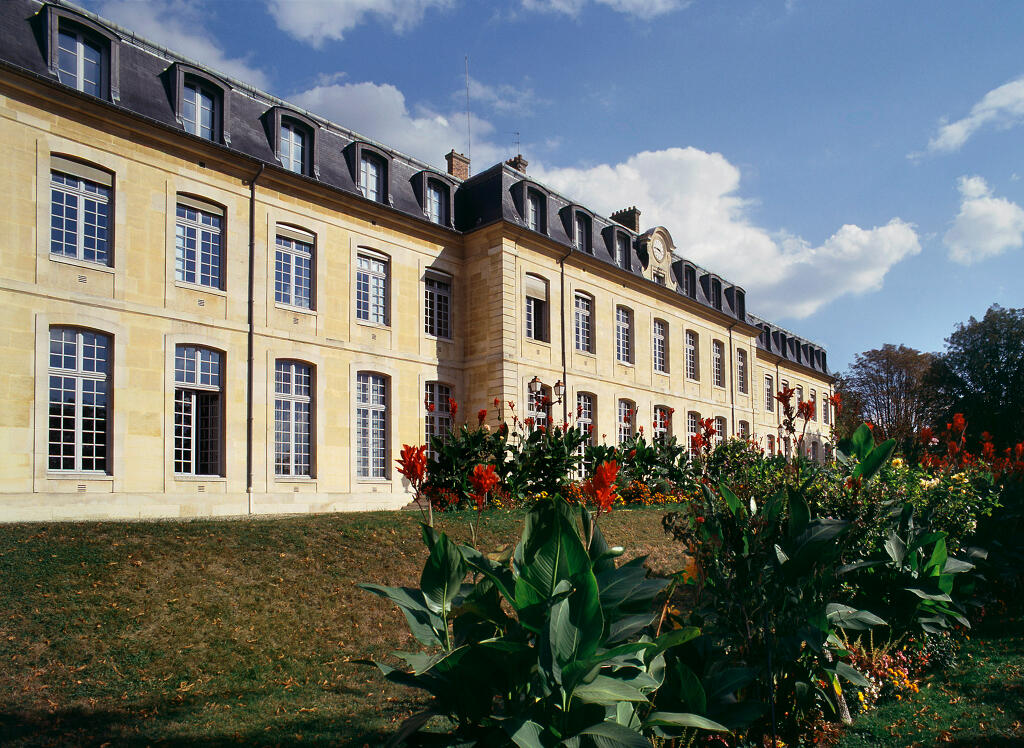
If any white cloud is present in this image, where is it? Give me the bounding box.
[521,0,690,19]
[463,76,539,116]
[532,147,921,319]
[944,175,1024,264]
[266,0,453,46]
[925,76,1024,154]
[95,0,270,89]
[288,78,505,171]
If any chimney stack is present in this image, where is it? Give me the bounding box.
[610,206,641,232]
[445,149,470,180]
[505,154,528,173]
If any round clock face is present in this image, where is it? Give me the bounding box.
[652,238,665,262]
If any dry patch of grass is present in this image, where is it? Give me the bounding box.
[0,506,687,746]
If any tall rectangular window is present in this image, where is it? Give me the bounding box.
[654,406,671,440]
[685,330,699,380]
[810,389,817,421]
[360,155,382,201]
[424,273,451,338]
[574,213,589,253]
[182,81,216,140]
[737,349,748,394]
[274,361,312,476]
[57,28,103,96]
[617,234,630,269]
[525,274,548,342]
[823,394,831,425]
[687,411,700,454]
[616,307,632,364]
[174,345,222,476]
[576,392,594,478]
[280,121,305,174]
[653,319,667,373]
[275,232,313,309]
[356,253,388,324]
[738,420,749,439]
[712,340,724,387]
[50,166,111,266]
[574,293,594,353]
[714,416,727,446]
[796,386,803,404]
[424,382,452,455]
[427,182,445,225]
[175,200,223,289]
[765,375,774,411]
[48,328,109,472]
[767,434,775,454]
[618,400,634,444]
[526,191,542,232]
[528,387,549,430]
[356,373,387,478]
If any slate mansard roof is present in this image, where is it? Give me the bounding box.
[0,0,831,378]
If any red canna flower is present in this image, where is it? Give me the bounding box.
[538,424,546,434]
[585,460,619,515]
[507,400,516,411]
[426,402,435,413]
[776,386,796,407]
[668,407,675,417]
[493,397,500,409]
[396,444,428,489]
[981,431,993,443]
[469,463,500,511]
[920,427,934,444]
[797,400,815,421]
[982,441,995,461]
[448,398,458,420]
[477,408,487,426]
[524,417,534,428]
[952,413,966,434]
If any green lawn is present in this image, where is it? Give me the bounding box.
[0,506,688,746]
[837,605,1024,748]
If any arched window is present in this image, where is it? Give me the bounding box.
[687,411,700,454]
[174,345,223,476]
[50,155,113,266]
[48,327,110,473]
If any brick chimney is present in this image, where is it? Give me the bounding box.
[505,153,528,173]
[610,206,641,232]
[445,149,470,180]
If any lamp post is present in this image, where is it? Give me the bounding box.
[528,376,566,426]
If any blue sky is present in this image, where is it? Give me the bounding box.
[83,0,1024,372]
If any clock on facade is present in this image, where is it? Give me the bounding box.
[652,238,665,262]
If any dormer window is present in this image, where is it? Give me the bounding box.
[527,190,543,232]
[574,212,591,254]
[359,152,389,203]
[182,79,216,140]
[711,278,723,310]
[616,233,630,269]
[281,120,306,174]
[684,265,696,298]
[57,26,104,96]
[426,179,448,225]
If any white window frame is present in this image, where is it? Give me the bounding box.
[616,234,630,269]
[527,192,541,231]
[737,349,748,394]
[617,399,635,444]
[424,382,452,456]
[56,26,104,97]
[712,340,725,388]
[424,271,452,339]
[738,420,750,439]
[173,345,222,477]
[182,79,216,140]
[654,405,671,440]
[615,306,633,364]
[685,330,699,381]
[765,375,774,411]
[576,392,595,478]
[50,163,111,266]
[47,327,110,473]
[810,389,817,421]
[574,212,589,253]
[525,274,548,342]
[714,416,727,446]
[528,386,550,430]
[275,229,314,309]
[653,319,667,373]
[280,120,306,174]
[574,292,594,353]
[274,360,313,477]
[426,181,445,225]
[175,198,223,289]
[356,252,389,325]
[687,411,700,455]
[356,372,388,479]
[360,154,382,201]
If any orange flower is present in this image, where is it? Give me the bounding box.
[448,398,458,420]
[586,460,619,515]
[468,463,500,510]
[477,408,487,426]
[396,444,428,488]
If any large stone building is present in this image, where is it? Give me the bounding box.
[0,0,834,521]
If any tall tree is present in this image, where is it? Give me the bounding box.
[929,305,1024,449]
[843,344,937,447]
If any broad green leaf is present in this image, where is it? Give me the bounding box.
[853,438,895,482]
[643,712,729,732]
[705,667,757,702]
[578,720,651,748]
[572,675,649,705]
[720,484,742,516]
[675,662,706,714]
[644,626,701,662]
[850,423,874,460]
[906,587,952,602]
[420,530,466,616]
[787,488,810,539]
[549,570,603,670]
[834,661,871,687]
[359,584,442,647]
[507,719,545,748]
[826,603,887,630]
[884,533,907,566]
[943,557,975,574]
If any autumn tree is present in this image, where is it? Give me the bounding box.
[928,305,1024,449]
[842,344,938,447]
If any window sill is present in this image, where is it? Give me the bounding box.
[616,360,634,368]
[654,369,671,378]
[174,280,227,297]
[424,333,454,343]
[275,302,317,316]
[173,474,226,482]
[525,337,551,347]
[355,477,391,484]
[574,348,596,358]
[275,475,316,483]
[46,472,113,481]
[50,255,115,274]
[355,319,391,330]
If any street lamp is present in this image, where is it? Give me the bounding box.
[529,377,567,424]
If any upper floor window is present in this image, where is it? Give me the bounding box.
[356,372,388,478]
[737,349,748,394]
[174,345,222,476]
[685,330,699,381]
[526,189,545,232]
[275,226,314,309]
[360,153,385,202]
[426,180,447,225]
[796,386,803,404]
[765,375,774,411]
[615,306,633,364]
[738,420,750,439]
[712,340,725,388]
[617,399,635,444]
[356,251,389,325]
[175,196,223,289]
[574,292,594,354]
[424,382,452,456]
[654,406,671,440]
[48,327,110,473]
[50,156,112,266]
[280,119,307,174]
[525,273,549,342]
[182,79,218,140]
[810,390,817,421]
[823,393,831,425]
[683,265,696,298]
[711,278,723,310]
[714,416,727,446]
[274,360,313,477]
[653,319,668,373]
[424,270,452,339]
[574,212,591,254]
[616,234,631,270]
[56,26,105,97]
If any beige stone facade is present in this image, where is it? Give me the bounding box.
[0,2,834,521]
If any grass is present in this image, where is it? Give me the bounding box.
[0,505,689,746]
[837,605,1024,748]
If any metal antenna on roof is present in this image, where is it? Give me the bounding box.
[464,55,471,176]
[513,130,521,158]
